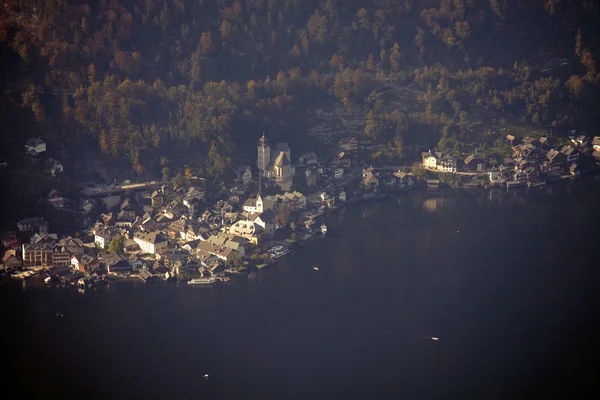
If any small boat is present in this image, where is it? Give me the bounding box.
[188,277,216,285]
[321,224,327,234]
[313,266,319,271]
[203,374,209,380]
[431,337,439,341]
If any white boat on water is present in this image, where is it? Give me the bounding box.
[188,277,216,285]
[321,224,327,234]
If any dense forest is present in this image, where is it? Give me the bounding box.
[1,0,600,181]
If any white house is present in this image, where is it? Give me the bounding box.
[128,255,145,271]
[70,255,80,270]
[253,209,276,235]
[229,220,257,237]
[25,138,46,156]
[17,217,48,232]
[133,231,168,254]
[236,165,252,185]
[422,151,438,169]
[242,192,274,214]
[334,168,344,179]
[488,168,500,183]
[438,156,457,173]
[242,195,263,214]
[70,254,99,273]
[94,229,113,249]
[421,151,456,172]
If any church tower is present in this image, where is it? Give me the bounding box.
[257,133,270,173]
[256,174,264,213]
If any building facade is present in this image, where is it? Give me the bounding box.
[22,243,54,267]
[133,232,168,254]
[257,134,294,190]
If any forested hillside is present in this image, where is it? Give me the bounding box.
[1,0,600,180]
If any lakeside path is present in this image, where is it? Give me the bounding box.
[424,167,482,176]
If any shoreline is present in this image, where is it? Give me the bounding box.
[6,169,599,290]
[241,170,599,272]
[413,165,600,192]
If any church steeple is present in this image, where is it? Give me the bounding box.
[256,174,264,213]
[257,133,271,172]
[258,132,268,147]
[257,173,263,200]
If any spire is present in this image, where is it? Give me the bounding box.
[258,132,268,147]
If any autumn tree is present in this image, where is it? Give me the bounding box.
[566,75,584,99]
[108,235,125,254]
[581,49,597,78]
[289,44,302,58]
[575,27,583,56]
[276,204,292,226]
[366,53,376,70]
[307,10,328,44]
[200,32,214,56]
[220,20,232,39]
[389,43,401,72]
[88,64,97,84]
[246,80,257,100]
[356,8,370,31]
[329,54,344,70]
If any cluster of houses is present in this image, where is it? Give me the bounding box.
[421,133,600,187]
[24,137,64,177]
[6,130,597,283]
[2,134,387,284]
[2,180,288,283]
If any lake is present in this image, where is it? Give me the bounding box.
[3,179,600,399]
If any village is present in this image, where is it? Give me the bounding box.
[421,132,600,189]
[2,131,600,289]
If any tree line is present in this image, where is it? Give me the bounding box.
[1,0,599,177]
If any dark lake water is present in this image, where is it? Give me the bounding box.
[3,179,600,399]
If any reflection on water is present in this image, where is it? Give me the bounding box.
[399,179,596,213]
[362,203,380,218]
[422,198,437,213]
[422,197,457,213]
[330,206,346,222]
[489,188,503,202]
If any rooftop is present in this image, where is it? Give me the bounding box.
[134,231,167,244]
